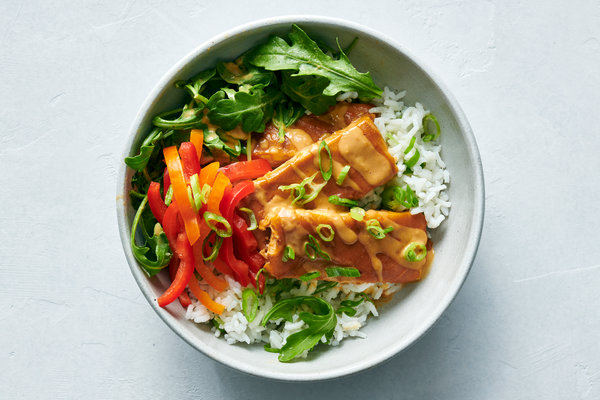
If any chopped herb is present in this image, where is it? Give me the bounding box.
[404,242,427,262]
[318,140,333,182]
[422,113,441,142]
[300,271,321,281]
[238,207,258,231]
[282,245,295,262]
[365,219,394,239]
[242,288,259,323]
[201,231,223,262]
[316,224,335,242]
[328,195,358,208]
[325,266,361,278]
[204,212,233,238]
[336,165,350,185]
[350,207,365,221]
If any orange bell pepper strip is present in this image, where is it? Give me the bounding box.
[190,129,204,161]
[188,276,225,315]
[199,161,220,187]
[163,146,201,245]
[207,172,231,214]
[191,222,228,292]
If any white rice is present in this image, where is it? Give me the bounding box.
[185,87,450,351]
[186,276,399,354]
[370,86,451,228]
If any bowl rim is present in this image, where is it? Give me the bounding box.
[116,14,485,382]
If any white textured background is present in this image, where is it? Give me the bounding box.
[2,1,600,398]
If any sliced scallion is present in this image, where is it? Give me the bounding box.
[336,165,350,185]
[328,195,358,208]
[304,234,331,261]
[404,242,427,262]
[316,224,335,242]
[365,219,394,239]
[404,137,420,169]
[164,186,173,206]
[202,231,223,262]
[300,271,321,281]
[350,207,365,221]
[422,114,440,142]
[282,245,295,262]
[318,140,333,182]
[204,212,233,237]
[242,288,259,323]
[325,266,361,278]
[238,207,258,231]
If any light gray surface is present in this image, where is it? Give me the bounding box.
[1,0,599,398]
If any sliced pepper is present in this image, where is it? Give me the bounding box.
[168,257,192,308]
[199,161,220,187]
[188,276,225,315]
[190,129,204,161]
[191,223,228,292]
[207,172,231,214]
[157,233,195,307]
[179,142,201,181]
[147,182,168,224]
[163,146,201,245]
[220,159,272,182]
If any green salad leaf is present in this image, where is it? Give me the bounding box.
[125,128,164,172]
[175,69,216,104]
[272,99,305,142]
[152,105,205,130]
[247,24,382,102]
[281,72,337,115]
[130,196,171,276]
[207,86,282,133]
[262,296,337,362]
[217,58,274,87]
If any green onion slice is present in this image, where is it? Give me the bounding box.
[422,114,441,142]
[200,184,211,205]
[238,207,257,231]
[204,212,233,238]
[242,288,259,323]
[190,174,202,211]
[365,219,394,239]
[325,266,361,278]
[187,187,198,212]
[300,271,321,281]
[202,231,223,262]
[341,298,364,307]
[278,173,326,206]
[336,165,350,185]
[304,234,331,261]
[404,242,427,262]
[316,224,335,242]
[404,137,421,168]
[350,207,365,221]
[318,140,333,182]
[164,186,173,206]
[313,281,338,294]
[282,245,295,262]
[328,195,358,208]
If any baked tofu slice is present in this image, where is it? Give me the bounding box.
[252,103,374,167]
[247,115,398,226]
[264,209,432,283]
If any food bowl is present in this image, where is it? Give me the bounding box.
[116,15,484,381]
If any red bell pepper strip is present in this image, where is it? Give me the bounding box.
[179,142,201,181]
[232,214,265,272]
[163,168,171,200]
[163,146,201,245]
[219,159,272,182]
[213,258,234,277]
[219,237,250,286]
[220,181,255,221]
[147,182,168,224]
[158,233,195,307]
[188,276,225,315]
[168,257,192,308]
[190,129,204,161]
[162,202,181,249]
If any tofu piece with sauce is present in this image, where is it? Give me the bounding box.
[247,115,399,226]
[252,103,374,167]
[264,209,433,283]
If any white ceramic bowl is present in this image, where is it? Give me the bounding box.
[116,15,484,381]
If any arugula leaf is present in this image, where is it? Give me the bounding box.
[153,105,205,130]
[217,58,274,87]
[265,278,299,300]
[175,68,216,103]
[207,86,282,133]
[203,129,243,158]
[130,196,172,276]
[281,72,337,115]
[272,99,305,142]
[125,128,164,172]
[262,296,336,362]
[247,24,382,101]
